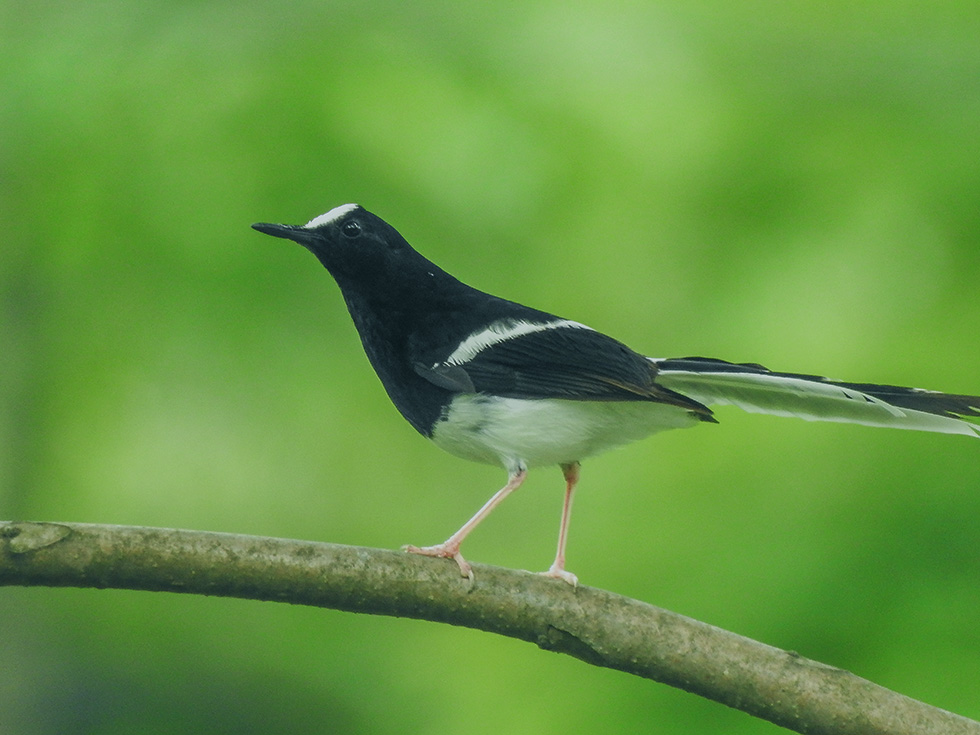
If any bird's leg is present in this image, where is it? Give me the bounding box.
[539,461,580,586]
[404,468,528,580]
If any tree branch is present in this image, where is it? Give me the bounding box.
[1,520,975,734]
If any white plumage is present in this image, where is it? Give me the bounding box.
[303,203,359,229]
[431,394,700,472]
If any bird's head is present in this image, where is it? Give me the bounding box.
[252,204,418,284]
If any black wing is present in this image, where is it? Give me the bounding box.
[413,321,713,418]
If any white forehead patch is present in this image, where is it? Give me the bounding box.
[303,203,360,229]
[445,319,593,366]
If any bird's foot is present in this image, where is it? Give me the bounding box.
[538,563,578,587]
[403,542,473,580]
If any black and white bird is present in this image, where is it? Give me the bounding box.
[253,204,980,585]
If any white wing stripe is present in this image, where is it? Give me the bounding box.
[445,319,592,366]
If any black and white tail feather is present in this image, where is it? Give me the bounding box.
[654,357,980,438]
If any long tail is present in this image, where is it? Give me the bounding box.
[652,357,980,438]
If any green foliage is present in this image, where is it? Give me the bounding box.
[2,2,979,733]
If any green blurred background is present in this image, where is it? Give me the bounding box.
[2,1,979,732]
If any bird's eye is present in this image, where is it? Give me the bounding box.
[341,220,362,238]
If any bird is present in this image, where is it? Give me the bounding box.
[252,203,980,586]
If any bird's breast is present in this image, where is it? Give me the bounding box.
[430,394,702,472]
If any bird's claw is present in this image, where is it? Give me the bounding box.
[403,543,474,581]
[538,564,578,587]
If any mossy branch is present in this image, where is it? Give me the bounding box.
[1,520,976,735]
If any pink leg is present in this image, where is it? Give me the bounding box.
[404,469,528,580]
[539,462,580,586]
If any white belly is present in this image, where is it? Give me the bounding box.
[430,394,700,472]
